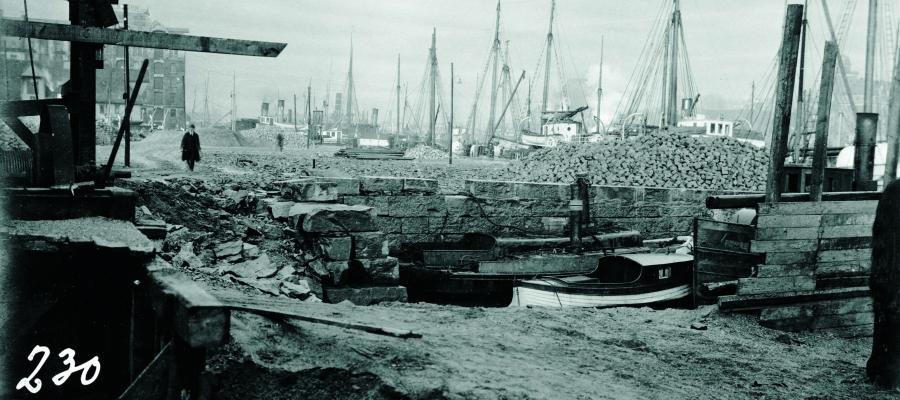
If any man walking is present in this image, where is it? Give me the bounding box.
[181,124,201,171]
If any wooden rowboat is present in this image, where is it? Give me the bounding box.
[509,253,693,308]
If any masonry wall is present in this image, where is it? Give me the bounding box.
[305,176,749,250]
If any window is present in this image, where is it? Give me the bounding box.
[170,64,177,74]
[154,92,163,104]
[166,92,175,105]
[154,62,162,74]
[154,48,163,59]
[154,77,163,90]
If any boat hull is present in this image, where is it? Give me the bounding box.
[509,283,690,308]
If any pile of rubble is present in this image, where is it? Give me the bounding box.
[130,174,405,305]
[404,144,448,160]
[507,132,769,191]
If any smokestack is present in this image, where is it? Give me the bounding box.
[854,112,879,190]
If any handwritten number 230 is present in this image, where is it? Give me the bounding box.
[16,345,101,394]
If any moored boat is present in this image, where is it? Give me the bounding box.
[509,253,692,308]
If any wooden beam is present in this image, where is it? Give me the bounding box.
[810,41,838,201]
[0,99,66,118]
[145,259,229,349]
[1,19,286,57]
[0,116,35,149]
[765,4,804,203]
[706,191,882,209]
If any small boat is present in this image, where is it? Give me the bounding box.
[509,253,692,308]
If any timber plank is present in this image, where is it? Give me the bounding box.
[820,224,872,239]
[751,239,818,253]
[765,251,816,265]
[818,237,872,251]
[756,264,814,278]
[759,297,873,321]
[145,258,229,349]
[736,276,816,295]
[756,227,820,240]
[758,201,878,216]
[817,276,869,289]
[695,218,755,252]
[756,214,821,228]
[816,260,870,277]
[821,213,876,227]
[817,248,871,263]
[718,286,870,311]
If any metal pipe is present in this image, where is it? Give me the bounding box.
[854,112,879,190]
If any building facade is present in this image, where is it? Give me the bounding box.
[0,7,188,129]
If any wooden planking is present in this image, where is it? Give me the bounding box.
[757,214,821,228]
[737,276,816,295]
[719,286,870,311]
[751,239,818,253]
[820,225,872,239]
[819,237,872,250]
[1,115,35,149]
[756,264,814,278]
[818,248,871,263]
[1,19,286,57]
[821,213,876,227]
[759,200,878,216]
[816,260,870,277]
[756,227,820,240]
[765,251,816,265]
[759,297,873,320]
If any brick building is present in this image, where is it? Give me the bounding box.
[0,6,188,129]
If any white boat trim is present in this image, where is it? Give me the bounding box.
[508,284,690,308]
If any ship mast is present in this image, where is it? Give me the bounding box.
[540,0,556,122]
[864,0,877,112]
[596,37,603,134]
[665,0,681,127]
[396,54,401,136]
[429,28,437,145]
[345,34,355,131]
[488,0,501,139]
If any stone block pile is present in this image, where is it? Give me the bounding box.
[266,177,407,305]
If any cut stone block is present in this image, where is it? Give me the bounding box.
[309,259,350,285]
[360,176,405,194]
[280,178,339,202]
[311,235,352,261]
[402,178,440,194]
[354,256,400,284]
[352,232,389,259]
[289,203,377,233]
[268,201,294,220]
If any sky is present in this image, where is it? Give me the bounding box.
[1,0,896,125]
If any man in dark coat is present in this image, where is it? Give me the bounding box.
[181,124,201,171]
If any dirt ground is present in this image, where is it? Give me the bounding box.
[102,130,897,400]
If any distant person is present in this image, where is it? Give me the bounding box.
[181,124,201,171]
[276,132,284,152]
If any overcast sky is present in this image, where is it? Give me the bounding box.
[2,0,896,123]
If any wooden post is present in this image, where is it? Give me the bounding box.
[884,34,900,185]
[810,41,838,201]
[868,178,900,388]
[765,4,804,203]
[306,86,311,148]
[123,4,131,167]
